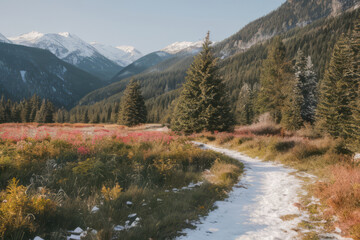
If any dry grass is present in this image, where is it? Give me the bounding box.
[315,165,360,237]
[235,122,282,136]
[204,159,242,186]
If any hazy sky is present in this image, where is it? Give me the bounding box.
[0,0,285,54]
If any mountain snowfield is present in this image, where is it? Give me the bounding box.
[90,42,143,67]
[161,41,203,54]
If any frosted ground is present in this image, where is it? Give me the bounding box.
[179,143,351,240]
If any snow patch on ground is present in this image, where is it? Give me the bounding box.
[178,143,350,240]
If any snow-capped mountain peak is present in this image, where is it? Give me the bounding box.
[91,43,143,67]
[9,31,44,43]
[116,45,136,53]
[0,33,12,44]
[58,32,70,38]
[9,31,97,59]
[8,31,124,79]
[161,41,203,54]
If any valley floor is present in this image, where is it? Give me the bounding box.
[179,143,351,240]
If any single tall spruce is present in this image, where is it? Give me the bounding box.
[171,32,234,133]
[317,35,357,139]
[349,21,360,149]
[256,37,292,123]
[118,80,147,126]
[35,99,54,123]
[281,75,304,131]
[293,50,318,123]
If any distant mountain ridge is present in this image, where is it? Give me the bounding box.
[90,42,142,67]
[161,41,203,54]
[9,31,123,80]
[215,0,360,58]
[0,42,104,107]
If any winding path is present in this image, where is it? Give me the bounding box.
[178,143,349,240]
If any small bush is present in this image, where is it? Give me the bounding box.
[237,137,253,145]
[315,165,360,237]
[217,135,234,144]
[292,142,327,160]
[274,140,295,152]
[206,136,216,141]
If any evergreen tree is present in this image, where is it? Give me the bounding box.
[55,109,65,123]
[256,37,292,123]
[110,103,119,123]
[82,110,89,123]
[317,35,357,139]
[4,99,12,122]
[11,103,21,123]
[45,101,54,123]
[293,50,318,123]
[29,94,40,122]
[281,76,304,131]
[303,56,318,123]
[118,80,147,126]
[35,100,47,123]
[171,32,234,133]
[348,21,360,149]
[20,100,31,123]
[236,83,255,125]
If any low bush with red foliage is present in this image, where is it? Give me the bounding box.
[315,165,360,238]
[0,123,173,145]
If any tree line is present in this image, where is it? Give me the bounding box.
[0,80,147,127]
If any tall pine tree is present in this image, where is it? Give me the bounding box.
[281,76,304,131]
[256,37,292,123]
[293,50,318,124]
[118,80,147,126]
[348,21,360,149]
[317,35,357,139]
[171,32,234,133]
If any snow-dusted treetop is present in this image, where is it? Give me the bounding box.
[161,41,203,54]
[91,42,143,67]
[0,33,12,44]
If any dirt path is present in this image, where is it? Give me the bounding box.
[178,143,350,240]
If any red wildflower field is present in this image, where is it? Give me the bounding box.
[0,123,173,145]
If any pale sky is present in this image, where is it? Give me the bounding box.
[0,0,286,54]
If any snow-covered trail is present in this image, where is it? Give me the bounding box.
[178,143,347,240]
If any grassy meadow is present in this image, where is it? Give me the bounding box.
[0,123,243,240]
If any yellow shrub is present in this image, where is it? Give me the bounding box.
[101,183,122,201]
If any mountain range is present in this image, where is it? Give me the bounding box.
[1,0,359,115]
[0,30,205,107]
[8,32,129,80]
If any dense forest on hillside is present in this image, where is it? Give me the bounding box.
[74,9,359,124]
[214,0,359,57]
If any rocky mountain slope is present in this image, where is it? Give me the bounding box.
[215,0,360,58]
[0,42,104,107]
[9,31,123,80]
